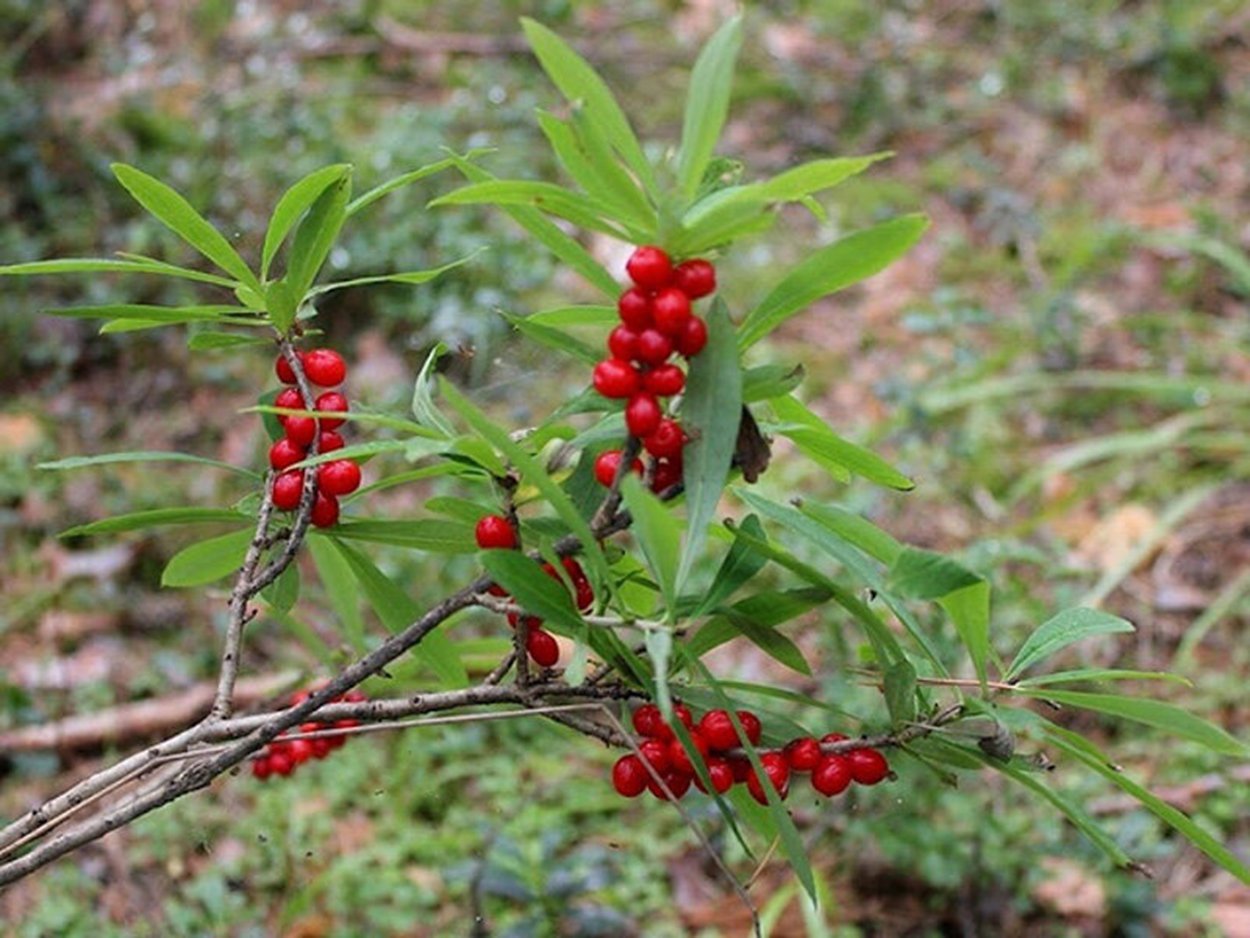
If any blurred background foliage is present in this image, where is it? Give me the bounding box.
[2,0,1249,934]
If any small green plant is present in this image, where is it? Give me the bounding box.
[0,15,1245,932]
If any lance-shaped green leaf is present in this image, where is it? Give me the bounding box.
[619,475,680,615]
[430,180,633,240]
[770,394,913,489]
[410,343,456,439]
[321,518,476,553]
[686,587,828,673]
[345,157,455,217]
[883,658,918,726]
[537,110,651,229]
[60,507,250,538]
[281,171,351,314]
[737,214,929,349]
[0,257,238,287]
[502,312,600,364]
[1016,668,1190,688]
[262,164,352,280]
[742,363,805,403]
[676,16,743,200]
[693,513,770,615]
[41,304,252,323]
[261,562,300,614]
[1005,608,1136,681]
[676,298,741,592]
[186,331,272,351]
[161,529,254,587]
[480,550,584,633]
[307,536,367,655]
[525,305,618,328]
[799,502,903,565]
[38,450,259,479]
[888,546,989,685]
[111,163,260,292]
[307,251,479,298]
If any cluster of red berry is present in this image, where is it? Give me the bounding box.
[592,246,716,494]
[474,514,592,668]
[611,704,891,804]
[269,348,361,527]
[251,688,365,780]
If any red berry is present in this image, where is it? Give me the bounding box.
[736,710,763,746]
[642,364,685,397]
[269,437,306,472]
[643,419,685,459]
[318,459,362,496]
[747,752,791,804]
[693,756,735,795]
[593,449,643,487]
[651,457,682,493]
[288,738,316,764]
[251,757,273,780]
[284,415,317,448]
[608,325,641,362]
[269,750,295,777]
[675,315,708,358]
[812,755,853,796]
[272,470,304,510]
[847,747,890,785]
[652,288,691,337]
[274,387,303,421]
[526,628,560,668]
[673,703,695,731]
[275,351,303,385]
[574,578,594,611]
[303,348,347,387]
[821,732,849,745]
[318,430,345,453]
[668,731,710,775]
[314,391,349,431]
[311,491,340,528]
[648,769,691,801]
[638,738,672,774]
[728,756,752,782]
[626,245,673,289]
[301,723,331,759]
[673,259,716,299]
[625,393,662,438]
[342,689,367,703]
[475,514,518,550]
[617,288,653,330]
[612,754,649,798]
[634,329,673,366]
[633,704,664,739]
[698,710,739,751]
[784,737,823,773]
[592,358,640,399]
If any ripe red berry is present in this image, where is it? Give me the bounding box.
[638,738,672,774]
[475,514,518,550]
[311,491,340,527]
[821,732,849,745]
[812,754,853,796]
[625,393,662,438]
[617,288,653,330]
[272,470,304,510]
[626,245,673,289]
[728,756,752,782]
[288,738,316,764]
[284,415,317,448]
[648,770,692,801]
[847,747,890,785]
[592,358,640,399]
[314,391,349,430]
[675,315,708,358]
[303,348,347,387]
[275,351,303,385]
[668,731,710,775]
[269,437,306,472]
[673,703,695,731]
[698,710,739,751]
[633,704,664,738]
[652,287,691,337]
[251,757,273,780]
[642,364,685,397]
[693,756,735,795]
[747,752,791,804]
[784,737,824,773]
[634,329,673,366]
[673,259,716,299]
[269,750,295,777]
[608,325,641,362]
[651,457,682,493]
[612,754,649,798]
[736,710,763,746]
[274,387,303,421]
[643,419,685,459]
[318,459,362,496]
[318,430,345,453]
[526,628,560,668]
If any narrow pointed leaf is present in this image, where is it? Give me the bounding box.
[410,343,456,438]
[61,507,250,537]
[161,529,253,587]
[38,450,259,478]
[676,16,743,200]
[262,164,352,280]
[693,513,770,615]
[1006,608,1136,681]
[480,550,583,633]
[0,257,238,287]
[307,536,367,654]
[620,475,680,614]
[321,518,476,553]
[431,181,632,240]
[346,157,455,216]
[770,394,913,489]
[284,171,351,303]
[306,252,479,298]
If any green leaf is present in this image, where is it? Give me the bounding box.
[38,450,259,479]
[345,157,455,217]
[888,547,983,600]
[410,343,456,438]
[480,550,584,633]
[110,163,259,292]
[186,331,271,351]
[0,257,238,287]
[1018,688,1247,757]
[742,363,805,403]
[1006,608,1136,681]
[799,502,903,565]
[525,305,618,328]
[693,513,770,615]
[687,589,823,675]
[430,181,631,240]
[161,529,253,587]
[883,659,918,726]
[676,16,743,200]
[283,170,351,305]
[329,537,468,688]
[321,518,476,553]
[1016,668,1191,688]
[755,154,893,202]
[619,476,681,615]
[770,394,913,490]
[676,299,741,592]
[306,252,479,298]
[520,18,655,197]
[939,582,991,689]
[502,312,601,364]
[737,214,929,349]
[262,165,352,280]
[42,304,252,322]
[60,507,250,538]
[307,536,367,654]
[536,111,650,228]
[644,629,675,718]
[261,562,300,614]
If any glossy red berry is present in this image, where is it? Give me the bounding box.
[673,703,695,731]
[475,514,518,550]
[617,288,653,330]
[821,732,849,745]
[284,415,317,448]
[652,287,692,337]
[310,491,340,528]
[314,391,349,431]
[275,351,303,385]
[747,752,791,804]
[272,470,304,510]
[634,329,673,366]
[643,419,685,459]
[847,747,890,785]
[251,757,273,780]
[594,449,629,487]
[612,754,649,797]
[638,738,672,774]
[784,737,823,773]
[626,245,673,289]
[592,358,640,399]
[668,731,710,775]
[318,459,361,496]
[642,364,685,397]
[625,393,662,438]
[526,628,560,668]
[728,756,752,782]
[698,710,739,751]
[269,437,306,472]
[673,259,716,299]
[633,704,664,739]
[303,348,347,387]
[269,750,295,777]
[736,710,763,746]
[274,387,303,420]
[288,738,316,764]
[318,430,345,453]
[651,457,682,493]
[608,325,641,361]
[812,754,853,796]
[693,756,735,794]
[675,315,708,358]
[648,769,691,801]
